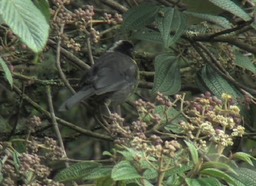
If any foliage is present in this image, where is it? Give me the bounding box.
[54,93,255,185]
[1,0,256,185]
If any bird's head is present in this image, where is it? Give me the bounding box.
[108,40,134,57]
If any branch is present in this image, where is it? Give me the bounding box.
[12,85,112,141]
[187,34,256,54]
[190,41,256,95]
[48,39,90,70]
[46,86,71,169]
[56,24,76,95]
[101,0,128,13]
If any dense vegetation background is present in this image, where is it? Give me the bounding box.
[1,0,256,185]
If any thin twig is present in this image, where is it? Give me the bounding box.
[138,80,154,89]
[56,24,76,95]
[7,83,25,140]
[186,34,256,54]
[101,0,128,13]
[46,86,70,167]
[208,21,252,39]
[87,38,94,65]
[12,85,112,141]
[48,39,90,70]
[139,71,155,76]
[190,41,256,95]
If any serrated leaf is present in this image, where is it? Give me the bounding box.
[54,162,101,182]
[156,7,187,48]
[235,52,256,74]
[33,0,51,23]
[202,162,236,175]
[153,54,181,95]
[131,28,162,43]
[187,178,217,186]
[155,105,185,124]
[197,178,222,186]
[231,168,256,186]
[200,65,240,99]
[83,167,112,180]
[143,169,158,180]
[111,161,141,181]
[208,0,251,21]
[232,152,255,166]
[184,11,232,29]
[0,57,13,87]
[185,178,202,186]
[152,105,185,133]
[0,0,49,52]
[184,141,199,164]
[122,3,159,32]
[165,123,184,134]
[200,168,236,185]
[117,148,139,161]
[165,164,193,177]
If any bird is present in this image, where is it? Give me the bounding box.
[59,40,138,111]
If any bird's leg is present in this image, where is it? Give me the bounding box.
[94,115,111,133]
[104,100,112,116]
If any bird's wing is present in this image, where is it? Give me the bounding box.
[91,52,134,95]
[59,87,94,111]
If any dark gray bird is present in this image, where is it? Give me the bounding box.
[59,40,138,111]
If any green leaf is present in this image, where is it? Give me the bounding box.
[200,65,241,99]
[202,162,236,175]
[230,168,256,186]
[185,178,224,186]
[33,0,51,23]
[165,123,184,134]
[122,3,159,32]
[208,0,251,21]
[232,152,255,166]
[166,164,193,178]
[155,105,185,124]
[143,169,158,180]
[12,151,21,170]
[184,141,199,165]
[197,178,222,186]
[96,177,114,186]
[156,7,187,48]
[153,54,181,95]
[83,166,112,180]
[131,28,162,43]
[54,162,101,182]
[0,57,13,87]
[0,0,50,52]
[112,161,141,181]
[200,168,237,185]
[117,148,140,161]
[150,105,185,133]
[184,11,232,29]
[102,151,113,157]
[185,178,202,186]
[235,52,256,74]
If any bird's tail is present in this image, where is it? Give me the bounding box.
[59,88,94,111]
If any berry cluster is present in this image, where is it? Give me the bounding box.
[109,99,181,159]
[181,92,245,152]
[0,136,64,185]
[104,13,123,24]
